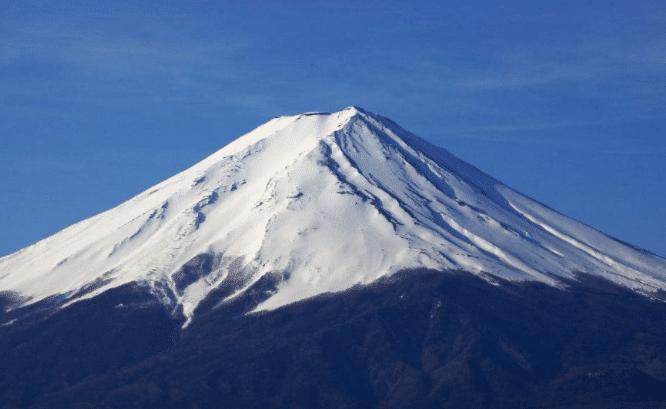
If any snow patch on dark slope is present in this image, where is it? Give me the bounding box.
[1,106,665,324]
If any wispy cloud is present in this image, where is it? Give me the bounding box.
[438,38,666,92]
[0,22,280,114]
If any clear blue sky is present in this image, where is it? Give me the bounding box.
[1,1,665,257]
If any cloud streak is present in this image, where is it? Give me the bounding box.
[0,22,281,114]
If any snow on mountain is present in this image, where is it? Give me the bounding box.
[1,106,665,322]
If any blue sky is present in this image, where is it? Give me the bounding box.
[1,0,665,256]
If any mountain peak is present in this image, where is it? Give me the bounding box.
[341,104,367,114]
[275,105,366,120]
[1,109,665,324]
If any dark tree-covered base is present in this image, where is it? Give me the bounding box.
[2,270,666,409]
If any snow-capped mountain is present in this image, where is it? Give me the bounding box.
[3,107,666,409]
[1,106,665,323]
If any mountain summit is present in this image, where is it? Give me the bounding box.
[1,107,665,323]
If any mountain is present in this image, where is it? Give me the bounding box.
[1,107,666,409]
[1,106,665,321]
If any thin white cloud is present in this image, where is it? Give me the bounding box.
[0,22,278,113]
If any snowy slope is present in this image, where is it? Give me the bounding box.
[1,106,665,322]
